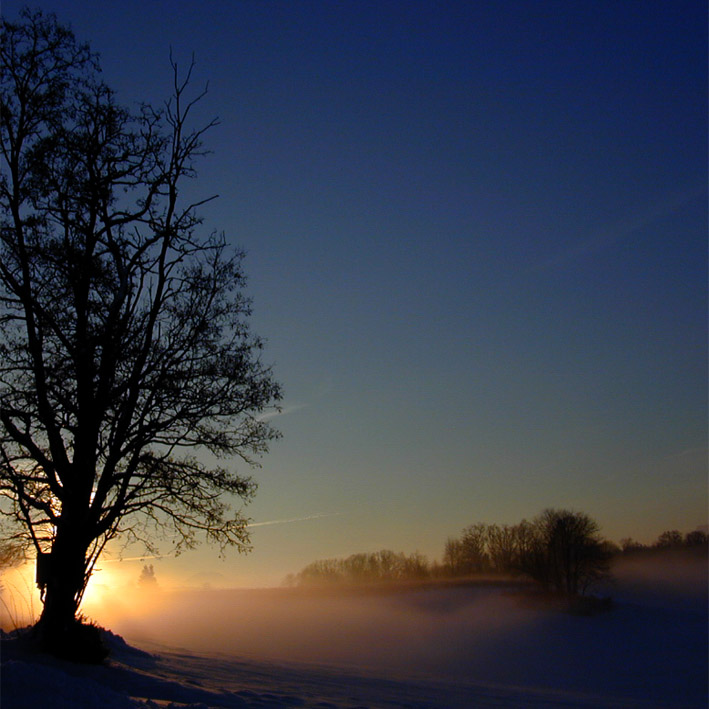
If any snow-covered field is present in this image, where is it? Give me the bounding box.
[2,555,707,708]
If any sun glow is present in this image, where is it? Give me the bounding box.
[79,562,169,629]
[0,563,41,630]
[80,566,117,614]
[0,558,150,631]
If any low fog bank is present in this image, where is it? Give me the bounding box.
[82,554,708,707]
[608,549,708,605]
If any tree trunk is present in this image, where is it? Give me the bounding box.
[36,530,90,656]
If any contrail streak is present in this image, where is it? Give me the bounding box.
[98,513,340,562]
[247,512,340,528]
[532,183,705,271]
[101,554,164,563]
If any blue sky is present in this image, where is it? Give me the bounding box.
[3,1,706,586]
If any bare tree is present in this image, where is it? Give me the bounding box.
[524,509,611,596]
[442,536,467,576]
[654,530,684,549]
[485,523,518,573]
[291,550,431,586]
[684,530,708,549]
[446,511,611,595]
[459,522,490,573]
[138,564,157,587]
[0,9,281,651]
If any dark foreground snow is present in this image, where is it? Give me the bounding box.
[1,633,685,709]
[2,558,707,708]
[1,638,650,709]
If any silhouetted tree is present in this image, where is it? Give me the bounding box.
[375,549,401,578]
[619,530,707,556]
[138,564,157,587]
[401,551,430,579]
[684,530,708,548]
[297,558,343,585]
[443,511,611,595]
[619,537,647,554]
[521,509,611,596]
[655,530,684,549]
[0,10,281,652]
[459,523,490,573]
[486,523,519,573]
[292,550,431,586]
[511,518,550,586]
[442,537,467,576]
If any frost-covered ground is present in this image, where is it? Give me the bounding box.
[2,556,707,708]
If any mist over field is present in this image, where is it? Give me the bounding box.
[62,553,707,707]
[2,553,706,707]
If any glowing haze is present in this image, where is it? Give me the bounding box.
[0,1,706,590]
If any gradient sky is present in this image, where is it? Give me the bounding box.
[2,1,707,587]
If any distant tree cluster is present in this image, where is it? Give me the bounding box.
[286,509,613,596]
[443,509,612,596]
[619,528,708,555]
[286,510,612,596]
[138,564,158,587]
[286,549,431,586]
[287,512,706,598]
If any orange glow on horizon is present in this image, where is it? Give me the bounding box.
[0,560,160,630]
[0,563,40,629]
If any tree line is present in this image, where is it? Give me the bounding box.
[287,509,708,597]
[618,529,709,554]
[284,549,430,587]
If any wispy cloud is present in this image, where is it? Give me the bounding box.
[247,512,341,528]
[661,445,709,462]
[532,183,706,272]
